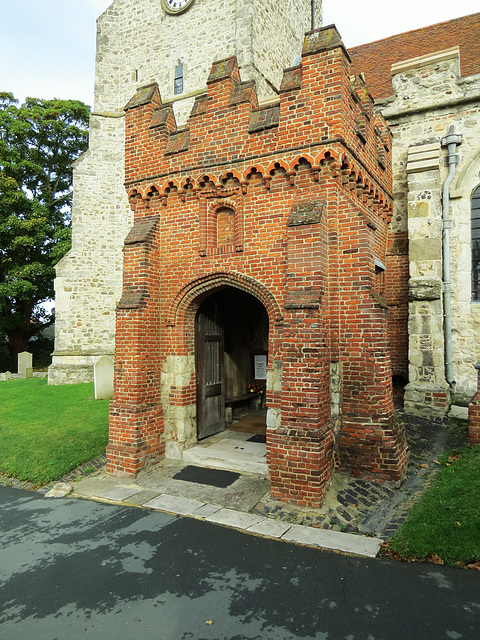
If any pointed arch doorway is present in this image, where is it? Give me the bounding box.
[195,288,269,440]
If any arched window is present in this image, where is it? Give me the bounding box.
[472,185,480,301]
[174,61,184,95]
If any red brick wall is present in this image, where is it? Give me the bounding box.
[109,26,407,505]
[108,214,164,474]
[385,233,409,379]
[469,366,480,446]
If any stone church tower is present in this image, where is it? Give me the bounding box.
[49,0,323,383]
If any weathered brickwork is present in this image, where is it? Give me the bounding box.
[375,48,480,414]
[49,0,321,384]
[108,26,408,506]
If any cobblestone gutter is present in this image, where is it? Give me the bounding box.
[253,409,468,538]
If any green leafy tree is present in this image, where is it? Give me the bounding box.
[0,92,89,358]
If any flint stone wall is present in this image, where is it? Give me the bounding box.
[49,0,322,384]
[380,49,480,412]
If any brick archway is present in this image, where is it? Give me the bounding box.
[161,273,283,458]
[167,271,283,350]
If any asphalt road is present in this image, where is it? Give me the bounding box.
[1,485,479,640]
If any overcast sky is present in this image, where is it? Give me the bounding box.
[1,1,479,107]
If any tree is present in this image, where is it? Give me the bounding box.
[0,93,89,358]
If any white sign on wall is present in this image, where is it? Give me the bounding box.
[254,355,267,380]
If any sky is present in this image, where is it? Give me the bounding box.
[1,1,479,108]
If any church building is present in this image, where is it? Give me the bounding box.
[48,1,480,507]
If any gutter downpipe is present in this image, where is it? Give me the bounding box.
[311,0,315,30]
[441,125,462,386]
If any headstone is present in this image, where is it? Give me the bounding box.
[17,352,33,377]
[94,356,114,400]
[25,367,34,379]
[0,371,12,381]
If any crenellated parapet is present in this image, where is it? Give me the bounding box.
[124,26,392,210]
[109,25,407,501]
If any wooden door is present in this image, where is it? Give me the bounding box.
[196,298,225,439]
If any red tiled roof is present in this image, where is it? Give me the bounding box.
[348,12,480,100]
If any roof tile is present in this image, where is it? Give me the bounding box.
[349,12,480,99]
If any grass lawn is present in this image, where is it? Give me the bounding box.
[0,378,109,486]
[387,445,480,566]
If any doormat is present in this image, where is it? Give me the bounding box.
[247,434,266,444]
[173,465,240,488]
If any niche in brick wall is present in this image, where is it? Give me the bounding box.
[199,198,244,255]
[217,207,235,247]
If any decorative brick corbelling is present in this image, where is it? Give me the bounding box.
[125,147,393,225]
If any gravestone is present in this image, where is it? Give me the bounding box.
[18,352,33,377]
[0,372,12,381]
[94,356,114,400]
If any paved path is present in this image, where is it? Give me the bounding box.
[1,404,469,561]
[28,405,468,561]
[1,485,479,640]
[67,466,383,558]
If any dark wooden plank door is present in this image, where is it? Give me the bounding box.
[196,298,225,440]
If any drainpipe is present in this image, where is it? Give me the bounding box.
[311,0,315,30]
[441,125,462,386]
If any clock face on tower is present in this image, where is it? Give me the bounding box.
[162,0,195,14]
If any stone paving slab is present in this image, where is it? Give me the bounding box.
[71,477,385,557]
[246,518,293,539]
[124,490,161,506]
[281,525,383,558]
[143,493,209,516]
[95,486,143,502]
[72,475,136,498]
[143,494,207,515]
[189,503,223,518]
[205,508,264,530]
